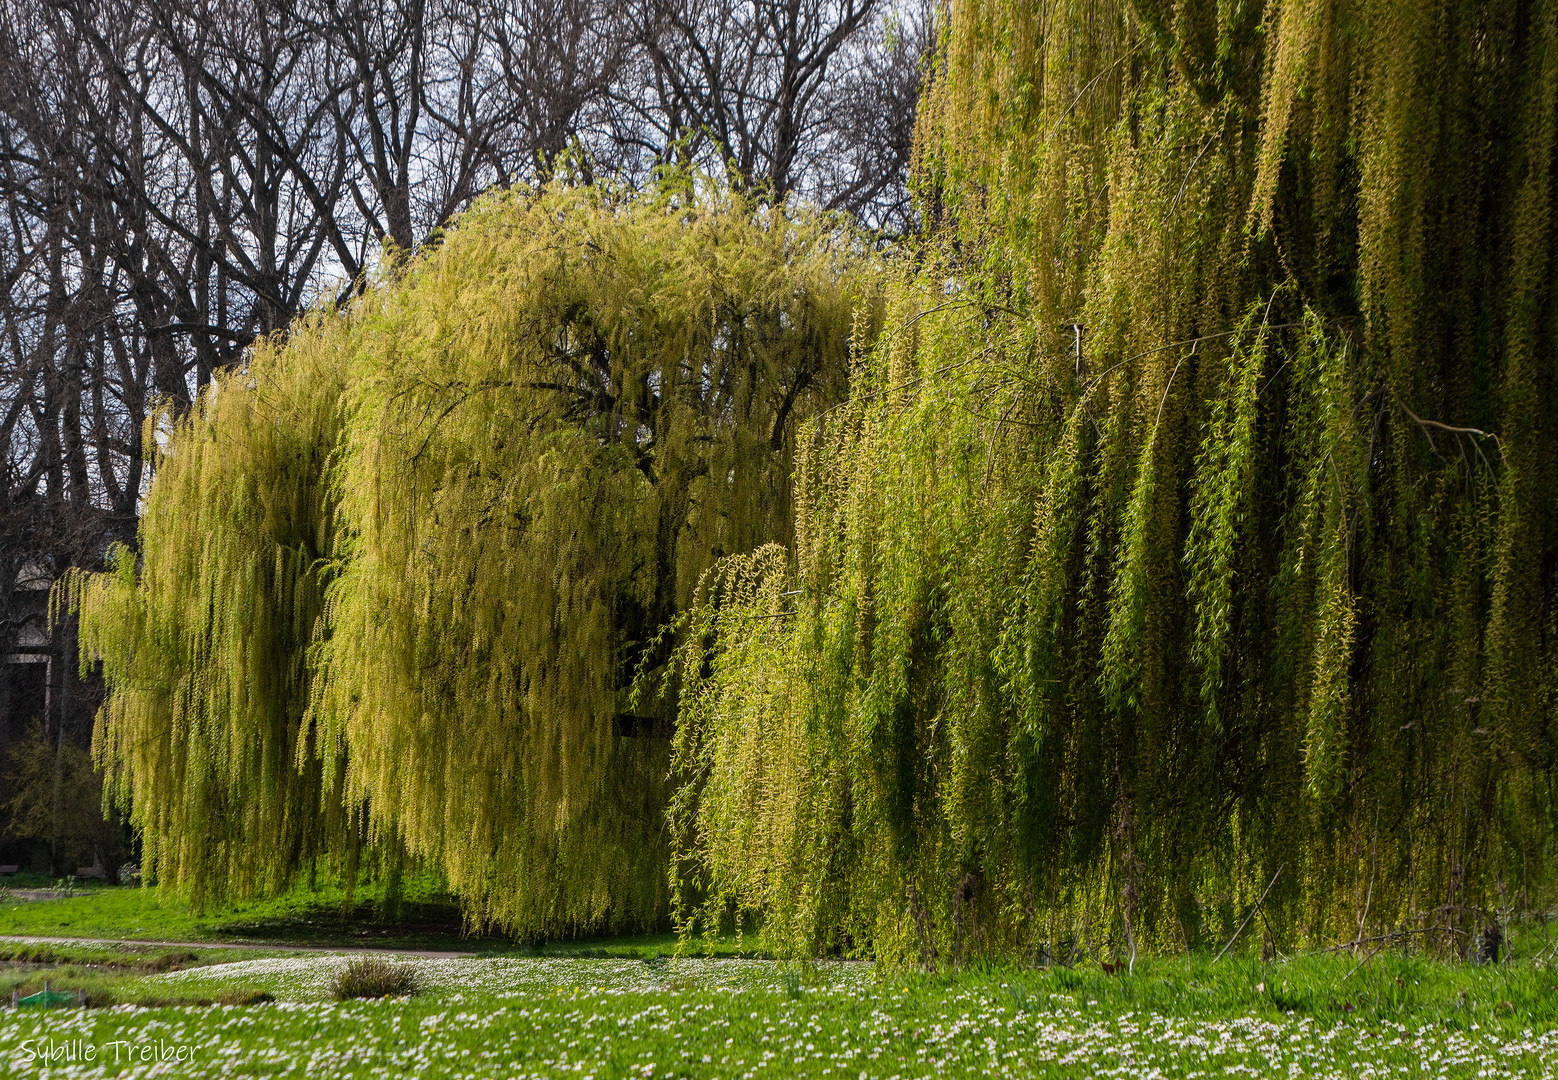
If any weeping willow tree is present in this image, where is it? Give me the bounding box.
[308,182,876,935]
[673,0,1558,962]
[68,179,878,934]
[63,322,356,908]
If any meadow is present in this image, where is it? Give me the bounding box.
[3,943,1557,1077]
[4,886,1557,1076]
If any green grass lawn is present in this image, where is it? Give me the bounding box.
[0,879,760,959]
[2,953,1555,1077]
[4,884,1556,1076]
[0,877,490,950]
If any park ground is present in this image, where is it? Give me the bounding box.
[1,879,1555,1077]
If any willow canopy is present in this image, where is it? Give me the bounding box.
[68,181,881,935]
[671,0,1558,962]
[68,0,1558,962]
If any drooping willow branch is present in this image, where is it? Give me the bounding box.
[671,0,1558,963]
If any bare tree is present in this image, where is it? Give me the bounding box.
[802,0,931,233]
[608,0,928,226]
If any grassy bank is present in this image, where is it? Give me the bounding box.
[0,940,305,1008]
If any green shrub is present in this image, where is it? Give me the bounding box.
[330,958,419,1000]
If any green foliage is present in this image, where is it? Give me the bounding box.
[63,319,353,909]
[2,720,123,873]
[674,0,1558,962]
[65,178,880,937]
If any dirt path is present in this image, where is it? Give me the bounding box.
[0,933,476,958]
